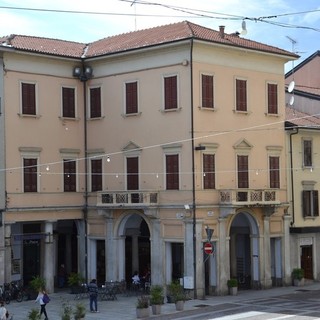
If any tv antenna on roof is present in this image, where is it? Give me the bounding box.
[131,0,137,30]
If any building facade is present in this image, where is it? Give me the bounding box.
[0,22,297,295]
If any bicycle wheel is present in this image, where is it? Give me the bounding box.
[16,291,23,302]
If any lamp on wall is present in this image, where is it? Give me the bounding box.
[73,66,93,82]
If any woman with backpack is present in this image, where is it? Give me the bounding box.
[35,289,49,320]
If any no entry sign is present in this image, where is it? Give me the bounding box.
[204,242,213,255]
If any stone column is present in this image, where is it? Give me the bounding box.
[283,214,291,285]
[44,221,54,293]
[150,219,163,285]
[76,220,86,281]
[218,217,228,295]
[263,215,272,288]
[4,223,12,283]
[105,213,116,281]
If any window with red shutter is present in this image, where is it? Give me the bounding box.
[21,83,36,115]
[90,87,101,118]
[64,159,76,192]
[237,155,249,188]
[302,190,319,217]
[127,157,139,190]
[126,82,138,114]
[164,76,177,110]
[203,154,215,189]
[62,87,75,118]
[166,154,179,190]
[202,74,214,108]
[23,158,37,192]
[91,159,102,191]
[269,156,280,189]
[236,79,247,112]
[267,83,278,114]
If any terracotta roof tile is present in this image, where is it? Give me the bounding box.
[0,21,298,59]
[86,21,297,58]
[0,34,86,58]
[286,106,320,127]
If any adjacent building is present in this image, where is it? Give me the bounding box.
[0,21,298,295]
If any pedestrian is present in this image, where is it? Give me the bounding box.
[35,289,49,320]
[88,279,99,313]
[0,301,8,320]
[58,263,67,288]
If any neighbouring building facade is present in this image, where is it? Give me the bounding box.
[285,51,320,282]
[0,21,298,296]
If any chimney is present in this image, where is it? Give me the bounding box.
[219,26,225,38]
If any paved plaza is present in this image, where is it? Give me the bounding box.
[6,282,320,320]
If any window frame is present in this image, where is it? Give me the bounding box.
[269,155,280,189]
[91,158,103,192]
[124,81,139,115]
[235,78,247,112]
[62,86,76,118]
[302,190,319,218]
[23,157,38,192]
[267,82,278,115]
[201,73,214,109]
[237,154,249,188]
[165,154,179,190]
[20,81,37,116]
[63,159,77,192]
[203,153,215,189]
[303,138,313,168]
[89,86,102,119]
[163,74,178,111]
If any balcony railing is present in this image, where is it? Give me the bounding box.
[219,189,280,206]
[97,191,158,207]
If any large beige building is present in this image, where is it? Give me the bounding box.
[0,22,297,296]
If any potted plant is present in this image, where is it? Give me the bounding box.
[61,300,73,320]
[167,281,185,311]
[136,295,150,318]
[292,268,305,286]
[150,285,164,315]
[73,302,86,320]
[28,308,40,320]
[29,276,46,299]
[227,278,238,295]
[67,273,85,294]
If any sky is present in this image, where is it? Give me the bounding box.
[0,0,319,72]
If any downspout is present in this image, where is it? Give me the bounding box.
[189,38,197,299]
[289,127,299,226]
[82,62,89,284]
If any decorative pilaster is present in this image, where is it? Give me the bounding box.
[44,221,54,293]
[283,215,291,285]
[150,219,163,285]
[262,215,272,288]
[218,217,229,294]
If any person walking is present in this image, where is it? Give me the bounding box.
[88,279,99,313]
[0,301,8,320]
[35,289,49,320]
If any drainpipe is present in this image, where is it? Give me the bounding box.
[289,127,299,226]
[189,38,197,299]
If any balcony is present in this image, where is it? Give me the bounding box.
[97,191,158,208]
[219,189,280,206]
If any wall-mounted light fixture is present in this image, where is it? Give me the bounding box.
[73,66,93,82]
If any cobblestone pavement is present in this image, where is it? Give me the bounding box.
[6,282,320,320]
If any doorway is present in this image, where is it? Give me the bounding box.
[301,245,313,279]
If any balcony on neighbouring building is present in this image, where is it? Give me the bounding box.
[97,191,159,208]
[219,189,280,206]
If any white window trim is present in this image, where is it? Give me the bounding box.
[265,81,279,116]
[123,80,140,116]
[234,76,249,114]
[200,72,215,110]
[19,81,39,117]
[162,73,180,112]
[60,85,78,119]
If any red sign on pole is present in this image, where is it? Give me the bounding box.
[204,242,213,255]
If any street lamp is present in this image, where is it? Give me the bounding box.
[73,64,93,283]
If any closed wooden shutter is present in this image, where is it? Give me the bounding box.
[127,157,139,190]
[164,76,177,110]
[64,160,76,192]
[236,79,247,111]
[202,75,214,108]
[269,156,280,188]
[203,154,215,189]
[268,83,278,114]
[166,154,179,190]
[126,82,138,114]
[23,158,37,192]
[62,87,75,118]
[90,87,101,118]
[91,159,102,191]
[237,155,248,188]
[21,83,36,115]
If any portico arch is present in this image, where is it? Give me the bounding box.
[229,211,260,289]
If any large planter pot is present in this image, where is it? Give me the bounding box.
[136,307,150,318]
[175,300,184,311]
[228,287,238,295]
[151,304,161,315]
[293,278,305,286]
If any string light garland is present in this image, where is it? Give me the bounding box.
[3,111,320,177]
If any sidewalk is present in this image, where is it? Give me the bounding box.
[8,282,320,320]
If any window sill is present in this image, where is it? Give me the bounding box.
[233,109,250,115]
[59,116,80,121]
[265,112,280,117]
[87,116,105,121]
[18,113,41,119]
[160,107,182,113]
[198,106,216,111]
[121,112,142,118]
